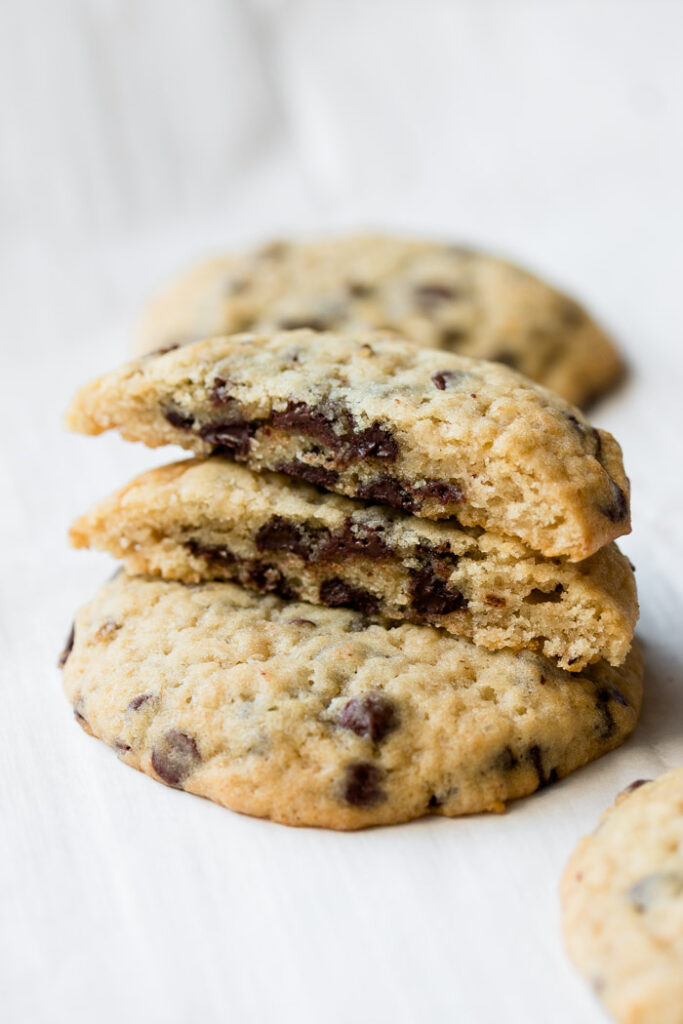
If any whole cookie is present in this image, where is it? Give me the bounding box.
[69,457,638,671]
[137,235,623,407]
[60,574,643,829]
[65,329,631,561]
[561,769,683,1024]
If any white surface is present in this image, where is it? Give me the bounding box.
[2,3,683,1022]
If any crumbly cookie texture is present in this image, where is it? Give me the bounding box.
[65,330,630,561]
[70,458,638,671]
[137,235,624,408]
[60,574,643,830]
[561,769,683,1024]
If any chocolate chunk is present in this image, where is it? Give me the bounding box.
[338,694,398,743]
[319,578,380,616]
[413,480,465,505]
[414,283,459,310]
[528,745,557,788]
[209,376,232,407]
[276,461,340,489]
[272,400,343,448]
[164,407,195,431]
[601,480,629,523]
[199,420,253,460]
[255,516,310,560]
[349,424,398,462]
[249,563,297,600]
[186,540,236,568]
[409,565,467,617]
[598,685,629,708]
[431,369,468,390]
[149,343,180,357]
[620,778,651,796]
[595,685,629,739]
[277,317,329,332]
[58,623,75,668]
[342,762,386,807]
[319,519,390,561]
[562,412,602,459]
[127,693,154,712]
[151,730,201,787]
[355,476,417,513]
[496,746,519,772]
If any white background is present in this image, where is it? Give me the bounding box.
[2,2,683,1022]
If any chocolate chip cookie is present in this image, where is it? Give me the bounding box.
[65,330,630,560]
[69,457,638,671]
[60,573,642,829]
[561,769,683,1024]
[137,235,623,407]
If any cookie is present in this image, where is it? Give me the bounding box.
[561,769,683,1024]
[60,573,643,829]
[137,235,624,407]
[65,329,630,561]
[69,457,638,671]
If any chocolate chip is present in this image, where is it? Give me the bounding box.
[348,424,398,462]
[440,328,468,347]
[186,540,236,568]
[319,578,380,616]
[493,350,520,370]
[342,762,386,807]
[319,519,390,561]
[414,283,459,310]
[164,407,195,430]
[127,693,154,712]
[528,745,557,788]
[58,623,75,668]
[620,779,651,796]
[347,281,373,299]
[272,400,344,449]
[598,685,629,708]
[199,420,253,459]
[496,746,519,772]
[249,564,297,600]
[601,481,629,523]
[485,594,506,608]
[413,480,465,505]
[338,694,398,743]
[562,412,602,459]
[209,377,232,407]
[277,317,329,332]
[595,686,629,740]
[409,565,467,617]
[150,343,180,356]
[355,476,417,512]
[255,516,310,560]
[151,730,201,787]
[427,794,443,808]
[276,461,340,489]
[431,369,468,391]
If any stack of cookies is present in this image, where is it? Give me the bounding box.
[60,325,641,829]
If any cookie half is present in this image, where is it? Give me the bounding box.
[61,574,643,829]
[69,458,638,671]
[65,330,630,560]
[561,769,683,1024]
[137,235,623,407]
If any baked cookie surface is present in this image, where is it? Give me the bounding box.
[137,235,623,407]
[66,330,630,560]
[561,769,683,1024]
[61,574,642,829]
[70,457,638,671]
